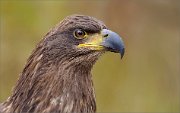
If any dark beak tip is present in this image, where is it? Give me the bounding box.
[120,48,125,59]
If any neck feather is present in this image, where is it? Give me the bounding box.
[2,50,99,113]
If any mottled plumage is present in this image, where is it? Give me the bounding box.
[0,15,124,113]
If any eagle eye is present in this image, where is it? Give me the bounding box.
[73,29,87,39]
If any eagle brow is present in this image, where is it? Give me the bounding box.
[68,27,99,34]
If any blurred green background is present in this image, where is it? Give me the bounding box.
[0,0,180,112]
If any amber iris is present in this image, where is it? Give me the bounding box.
[74,29,86,39]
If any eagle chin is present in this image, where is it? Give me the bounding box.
[0,14,125,113]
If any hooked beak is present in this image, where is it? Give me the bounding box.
[78,29,125,59]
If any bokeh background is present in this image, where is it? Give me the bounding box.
[0,0,180,112]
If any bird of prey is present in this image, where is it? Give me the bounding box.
[0,14,125,113]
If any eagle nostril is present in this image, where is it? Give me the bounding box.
[103,34,109,38]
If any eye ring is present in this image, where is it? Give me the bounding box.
[73,29,87,39]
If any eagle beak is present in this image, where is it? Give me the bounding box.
[100,29,125,59]
[78,29,125,59]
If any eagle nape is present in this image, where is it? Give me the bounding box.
[0,14,125,113]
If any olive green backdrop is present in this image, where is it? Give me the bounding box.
[0,0,180,112]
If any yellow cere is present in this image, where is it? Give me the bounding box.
[78,33,104,50]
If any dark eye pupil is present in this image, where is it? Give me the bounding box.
[77,30,83,36]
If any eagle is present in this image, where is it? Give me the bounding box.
[0,15,125,113]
